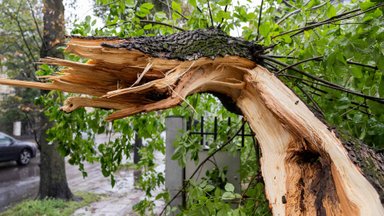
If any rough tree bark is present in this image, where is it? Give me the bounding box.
[0,29,383,215]
[38,0,73,200]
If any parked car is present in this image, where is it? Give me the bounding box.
[0,132,37,165]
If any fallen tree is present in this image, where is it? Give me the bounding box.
[0,28,383,215]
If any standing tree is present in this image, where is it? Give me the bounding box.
[37,0,73,200]
[1,0,384,215]
[0,0,73,200]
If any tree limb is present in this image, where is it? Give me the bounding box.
[262,56,384,103]
[256,0,264,41]
[273,3,384,39]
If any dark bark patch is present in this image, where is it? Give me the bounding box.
[98,29,264,62]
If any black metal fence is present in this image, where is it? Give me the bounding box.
[187,116,254,147]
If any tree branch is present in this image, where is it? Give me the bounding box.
[256,0,264,41]
[296,83,325,117]
[139,20,185,31]
[262,56,384,104]
[273,3,384,39]
[275,56,322,74]
[264,55,378,71]
[207,0,214,27]
[277,1,329,25]
[26,0,43,41]
[217,5,228,29]
[159,0,189,20]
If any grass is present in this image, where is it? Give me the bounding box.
[0,192,101,216]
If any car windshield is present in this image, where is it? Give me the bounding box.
[0,134,13,145]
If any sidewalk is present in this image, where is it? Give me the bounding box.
[67,134,165,215]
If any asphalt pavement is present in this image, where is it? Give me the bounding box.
[0,156,39,211]
[0,134,165,215]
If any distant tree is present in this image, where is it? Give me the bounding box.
[37,0,73,200]
[0,0,41,135]
[0,0,73,200]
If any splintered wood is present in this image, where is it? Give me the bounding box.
[0,35,383,215]
[0,37,255,120]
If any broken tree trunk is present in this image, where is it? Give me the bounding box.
[0,29,383,215]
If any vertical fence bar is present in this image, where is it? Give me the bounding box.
[200,116,204,146]
[214,117,218,141]
[241,118,245,147]
[227,117,231,141]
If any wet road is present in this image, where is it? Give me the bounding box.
[0,134,165,214]
[0,134,111,212]
[0,154,40,211]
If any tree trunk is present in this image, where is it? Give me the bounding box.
[38,0,72,200]
[0,29,383,214]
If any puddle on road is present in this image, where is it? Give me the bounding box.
[0,159,39,183]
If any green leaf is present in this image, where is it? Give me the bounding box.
[373,8,383,18]
[204,184,215,192]
[259,22,271,37]
[222,191,235,200]
[218,0,232,6]
[140,2,154,10]
[188,0,197,7]
[171,1,182,13]
[225,183,235,192]
[143,24,152,30]
[351,67,363,79]
[126,0,135,7]
[217,10,231,20]
[326,5,336,18]
[360,1,376,10]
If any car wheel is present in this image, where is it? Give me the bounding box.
[17,149,32,165]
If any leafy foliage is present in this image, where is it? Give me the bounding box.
[0,0,42,136]
[2,0,383,215]
[44,0,384,215]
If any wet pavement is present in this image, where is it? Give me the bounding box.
[0,156,39,211]
[70,151,165,216]
[0,134,165,215]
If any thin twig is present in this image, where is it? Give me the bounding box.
[275,56,322,74]
[207,0,214,27]
[26,0,43,41]
[263,56,384,103]
[296,83,325,117]
[255,0,264,41]
[159,0,189,20]
[277,1,329,25]
[264,55,298,59]
[217,5,228,29]
[263,55,379,72]
[7,11,37,64]
[273,3,384,39]
[346,60,378,70]
[291,3,383,37]
[159,121,246,215]
[282,75,372,116]
[282,0,295,8]
[139,20,185,31]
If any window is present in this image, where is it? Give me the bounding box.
[0,134,12,146]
